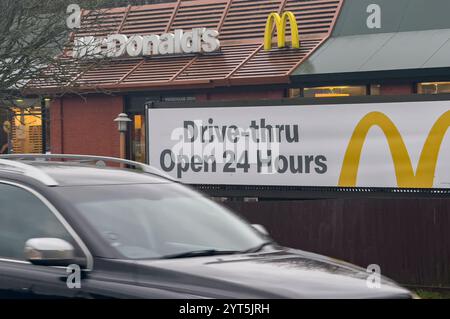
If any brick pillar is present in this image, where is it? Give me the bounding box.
[49,98,64,154]
[49,94,124,157]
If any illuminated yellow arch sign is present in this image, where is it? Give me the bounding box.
[339,111,450,188]
[264,11,300,51]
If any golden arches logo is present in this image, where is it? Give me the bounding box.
[338,111,450,188]
[264,11,300,51]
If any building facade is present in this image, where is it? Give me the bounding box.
[38,0,450,178]
[47,0,344,161]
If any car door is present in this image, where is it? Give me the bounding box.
[0,181,87,298]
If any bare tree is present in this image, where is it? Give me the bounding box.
[0,0,68,99]
[0,1,94,153]
[0,0,178,154]
[0,0,173,101]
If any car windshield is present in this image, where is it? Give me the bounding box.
[55,183,266,259]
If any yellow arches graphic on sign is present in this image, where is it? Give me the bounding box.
[264,11,300,51]
[338,111,450,188]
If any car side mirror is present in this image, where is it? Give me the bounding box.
[24,238,78,267]
[252,224,269,236]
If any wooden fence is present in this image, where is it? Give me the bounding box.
[225,198,450,288]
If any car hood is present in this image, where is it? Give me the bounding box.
[129,248,412,299]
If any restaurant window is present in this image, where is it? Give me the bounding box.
[288,86,367,98]
[417,82,450,94]
[287,88,302,98]
[370,84,381,96]
[11,106,43,154]
[304,86,367,98]
[0,98,45,155]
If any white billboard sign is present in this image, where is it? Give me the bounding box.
[148,101,450,188]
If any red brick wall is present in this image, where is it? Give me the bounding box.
[50,95,124,157]
[49,90,285,159]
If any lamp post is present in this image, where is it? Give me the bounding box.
[114,113,131,160]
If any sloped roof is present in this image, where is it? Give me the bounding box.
[293,0,450,77]
[30,0,343,93]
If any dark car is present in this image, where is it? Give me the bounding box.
[0,154,414,299]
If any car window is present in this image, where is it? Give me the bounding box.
[55,183,265,259]
[0,183,74,261]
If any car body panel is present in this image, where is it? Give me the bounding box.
[23,162,169,186]
[0,160,414,299]
[128,250,411,299]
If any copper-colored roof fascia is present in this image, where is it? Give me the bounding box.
[117,82,220,94]
[224,43,264,79]
[170,0,266,84]
[217,0,233,32]
[123,2,177,12]
[286,37,327,75]
[37,0,345,93]
[169,0,231,83]
[178,0,227,6]
[65,33,75,57]
[169,56,199,81]
[82,6,129,15]
[122,75,289,91]
[219,35,326,45]
[220,39,262,46]
[228,0,333,80]
[299,33,329,41]
[165,0,182,33]
[66,62,101,87]
[24,80,212,95]
[117,60,146,84]
[273,0,289,41]
[22,86,89,96]
[117,83,216,92]
[286,0,344,75]
[26,74,289,95]
[117,5,132,33]
[107,75,289,92]
[100,79,213,89]
[109,74,289,91]
[328,0,345,32]
[279,0,289,15]
[223,0,285,80]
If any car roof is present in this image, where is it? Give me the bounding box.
[0,161,171,187]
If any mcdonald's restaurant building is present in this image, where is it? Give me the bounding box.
[30,0,450,287]
[37,0,450,198]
